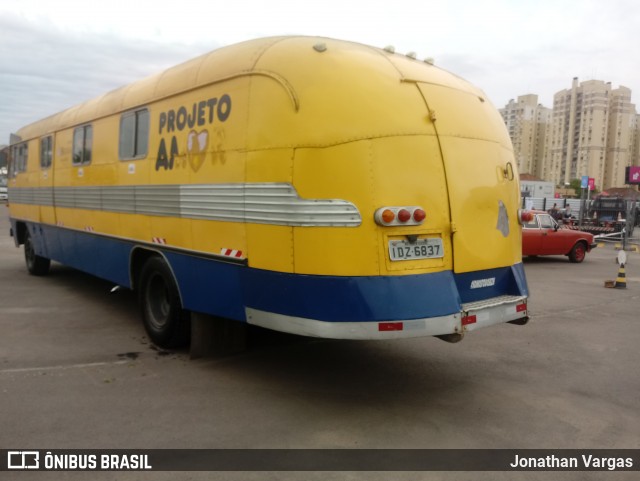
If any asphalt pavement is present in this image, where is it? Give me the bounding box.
[1,203,639,481]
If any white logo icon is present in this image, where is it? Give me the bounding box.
[470,278,496,289]
[7,451,40,469]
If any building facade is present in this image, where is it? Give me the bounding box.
[503,78,640,191]
[605,87,636,188]
[499,95,550,178]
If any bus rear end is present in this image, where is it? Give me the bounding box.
[242,37,528,341]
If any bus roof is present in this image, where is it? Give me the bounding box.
[15,36,486,142]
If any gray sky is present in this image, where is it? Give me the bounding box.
[1,0,639,144]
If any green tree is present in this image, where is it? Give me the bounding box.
[569,178,582,192]
[568,178,599,195]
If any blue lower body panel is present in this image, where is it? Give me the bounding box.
[454,263,529,303]
[17,220,131,287]
[241,268,462,322]
[12,220,528,324]
[239,263,528,322]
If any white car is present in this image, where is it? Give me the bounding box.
[0,187,7,201]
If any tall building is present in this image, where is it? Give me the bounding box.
[499,95,550,177]
[605,87,637,187]
[544,78,638,190]
[632,113,640,169]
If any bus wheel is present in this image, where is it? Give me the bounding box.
[138,257,190,349]
[24,231,51,276]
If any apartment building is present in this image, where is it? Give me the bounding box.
[605,87,637,187]
[502,78,640,191]
[546,79,604,188]
[499,95,550,178]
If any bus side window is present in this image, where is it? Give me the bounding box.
[119,108,149,160]
[40,135,53,169]
[73,125,92,165]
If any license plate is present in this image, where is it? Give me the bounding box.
[388,238,444,261]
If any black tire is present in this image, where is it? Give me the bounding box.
[138,256,190,348]
[24,230,51,276]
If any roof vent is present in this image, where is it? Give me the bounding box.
[383,45,395,53]
[406,52,417,59]
[313,43,327,53]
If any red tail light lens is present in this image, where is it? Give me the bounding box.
[397,209,411,223]
[518,209,534,224]
[413,208,426,222]
[374,206,426,226]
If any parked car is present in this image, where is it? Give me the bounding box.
[0,186,7,201]
[522,211,596,263]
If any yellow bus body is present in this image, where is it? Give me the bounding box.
[8,37,529,344]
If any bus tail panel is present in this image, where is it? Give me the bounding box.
[240,268,462,323]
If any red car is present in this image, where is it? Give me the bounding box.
[522,211,596,263]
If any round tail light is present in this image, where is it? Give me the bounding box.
[397,209,411,223]
[518,209,534,224]
[413,208,426,222]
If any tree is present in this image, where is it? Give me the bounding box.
[569,178,599,195]
[569,178,582,192]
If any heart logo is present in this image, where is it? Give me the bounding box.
[187,129,209,172]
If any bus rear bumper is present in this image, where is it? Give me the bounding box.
[246,295,528,340]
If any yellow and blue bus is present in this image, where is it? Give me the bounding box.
[7,36,529,348]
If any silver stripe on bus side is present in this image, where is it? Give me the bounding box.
[8,183,362,227]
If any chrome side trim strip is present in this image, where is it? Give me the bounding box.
[8,183,362,227]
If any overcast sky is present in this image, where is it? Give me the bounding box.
[1,0,639,144]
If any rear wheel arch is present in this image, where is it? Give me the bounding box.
[130,247,154,291]
[130,248,171,290]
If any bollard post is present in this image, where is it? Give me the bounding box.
[615,263,627,289]
[615,251,627,289]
